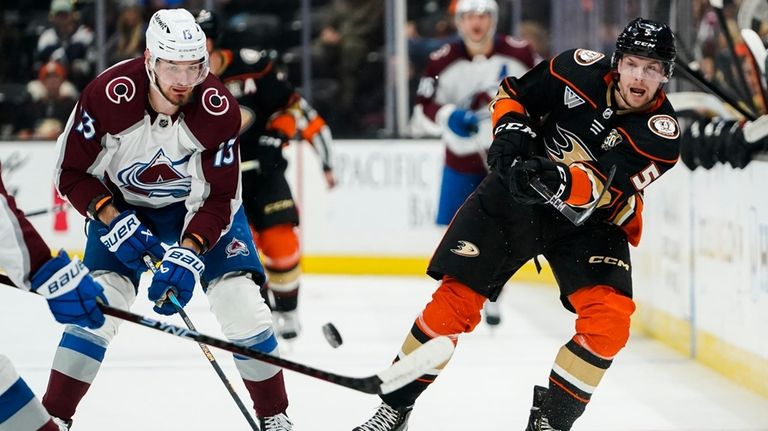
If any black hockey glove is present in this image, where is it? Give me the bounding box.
[508,156,571,205]
[487,114,538,176]
[680,118,767,170]
[256,129,289,173]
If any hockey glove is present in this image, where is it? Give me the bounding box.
[447,108,480,137]
[487,114,538,176]
[31,250,108,329]
[256,130,289,174]
[147,246,204,315]
[508,156,571,205]
[98,210,165,275]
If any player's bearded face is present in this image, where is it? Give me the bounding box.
[616,55,665,108]
[459,12,493,44]
[153,59,207,105]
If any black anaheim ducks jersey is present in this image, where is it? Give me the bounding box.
[216,48,297,163]
[493,49,680,246]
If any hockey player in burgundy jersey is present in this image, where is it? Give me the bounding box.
[196,10,335,340]
[0,167,106,431]
[411,0,537,328]
[45,9,294,430]
[353,18,680,431]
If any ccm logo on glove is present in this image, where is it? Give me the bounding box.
[494,121,537,138]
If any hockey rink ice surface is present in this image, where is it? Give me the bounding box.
[1,274,767,431]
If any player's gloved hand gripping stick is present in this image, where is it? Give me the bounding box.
[529,163,617,226]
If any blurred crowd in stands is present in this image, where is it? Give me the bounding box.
[0,0,762,140]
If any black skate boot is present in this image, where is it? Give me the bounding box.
[259,412,294,430]
[525,385,562,431]
[353,402,413,431]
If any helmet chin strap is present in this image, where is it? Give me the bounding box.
[145,60,178,107]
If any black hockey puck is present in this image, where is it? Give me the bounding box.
[322,322,343,348]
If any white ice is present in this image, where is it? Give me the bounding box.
[1,275,767,430]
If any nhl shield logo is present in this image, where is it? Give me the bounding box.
[225,237,250,258]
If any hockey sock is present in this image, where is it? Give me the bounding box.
[380,276,482,407]
[42,327,108,421]
[257,224,301,312]
[542,340,612,430]
[0,355,59,431]
[233,329,289,417]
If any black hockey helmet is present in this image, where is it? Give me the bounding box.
[195,9,220,42]
[611,17,676,77]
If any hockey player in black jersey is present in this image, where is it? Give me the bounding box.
[197,10,335,340]
[352,18,680,431]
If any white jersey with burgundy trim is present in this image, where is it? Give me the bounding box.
[54,57,243,249]
[412,35,537,173]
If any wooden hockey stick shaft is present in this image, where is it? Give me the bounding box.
[709,0,760,113]
[674,58,759,121]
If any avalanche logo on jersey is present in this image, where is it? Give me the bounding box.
[225,237,250,258]
[105,76,136,104]
[202,88,230,116]
[116,149,192,198]
[545,123,598,165]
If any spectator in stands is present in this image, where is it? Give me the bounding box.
[312,0,384,133]
[105,0,145,65]
[36,0,95,90]
[18,61,78,139]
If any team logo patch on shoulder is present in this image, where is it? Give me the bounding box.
[648,114,679,139]
[105,76,136,104]
[225,237,250,258]
[202,88,230,116]
[573,49,605,66]
[450,240,479,257]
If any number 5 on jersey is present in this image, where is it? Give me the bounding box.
[631,163,660,190]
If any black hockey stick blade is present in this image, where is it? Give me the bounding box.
[530,164,616,226]
[98,304,454,395]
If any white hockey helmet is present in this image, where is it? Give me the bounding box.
[455,0,498,38]
[145,8,209,88]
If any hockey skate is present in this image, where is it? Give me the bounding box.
[353,402,413,431]
[274,310,302,339]
[525,385,562,431]
[259,412,294,430]
[483,299,502,326]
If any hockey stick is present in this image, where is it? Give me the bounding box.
[674,58,759,121]
[23,203,69,218]
[709,0,759,113]
[529,164,616,227]
[739,28,768,112]
[143,256,260,431]
[0,273,454,394]
[96,303,454,394]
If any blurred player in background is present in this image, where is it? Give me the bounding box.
[0,166,106,431]
[42,9,295,430]
[197,10,335,340]
[354,17,680,431]
[410,0,537,326]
